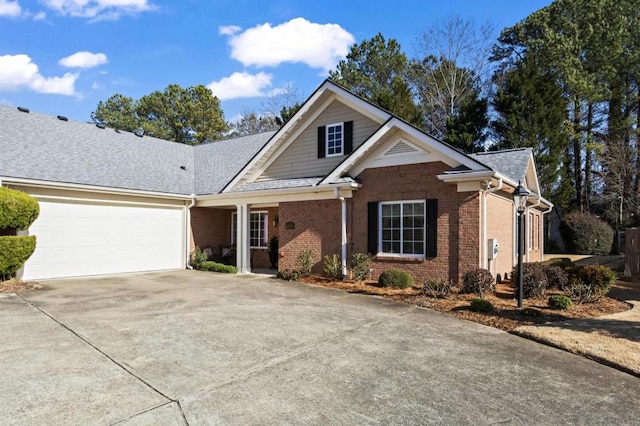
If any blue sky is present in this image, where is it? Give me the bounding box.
[0,0,552,124]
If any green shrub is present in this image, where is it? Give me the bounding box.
[378,269,414,288]
[512,263,548,299]
[422,278,452,298]
[323,254,342,280]
[350,252,371,281]
[199,261,237,274]
[560,211,613,255]
[548,295,573,310]
[0,188,40,230]
[461,268,495,297]
[544,265,569,289]
[469,298,493,312]
[0,235,37,278]
[296,249,315,276]
[565,265,616,303]
[542,257,575,269]
[189,246,208,269]
[277,269,300,281]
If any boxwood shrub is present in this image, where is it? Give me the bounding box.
[0,187,40,230]
[470,298,493,312]
[0,235,37,277]
[548,295,573,310]
[199,260,237,274]
[378,269,414,288]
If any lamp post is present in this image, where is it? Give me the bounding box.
[513,181,530,308]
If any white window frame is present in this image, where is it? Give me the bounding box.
[326,122,344,157]
[378,200,426,258]
[232,211,269,249]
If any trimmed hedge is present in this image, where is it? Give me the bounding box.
[199,261,237,274]
[0,235,37,277]
[378,269,414,288]
[560,211,613,255]
[0,187,39,230]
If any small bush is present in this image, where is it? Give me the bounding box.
[560,211,614,255]
[350,252,371,281]
[296,249,315,276]
[469,298,493,312]
[548,295,573,310]
[0,235,37,278]
[189,247,208,269]
[461,268,495,297]
[323,254,342,280]
[422,278,452,298]
[565,265,616,303]
[277,269,300,281]
[199,261,237,274]
[544,265,569,290]
[378,269,414,288]
[512,263,548,299]
[0,187,40,230]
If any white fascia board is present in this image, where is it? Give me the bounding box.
[0,176,193,200]
[326,82,391,123]
[437,170,496,183]
[197,182,360,207]
[221,85,332,193]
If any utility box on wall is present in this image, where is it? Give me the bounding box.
[488,239,499,260]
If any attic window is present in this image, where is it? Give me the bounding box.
[326,123,343,157]
[317,121,353,158]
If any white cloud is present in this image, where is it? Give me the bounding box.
[207,71,276,101]
[222,17,354,72]
[218,25,241,36]
[0,0,22,17]
[0,54,78,95]
[59,51,108,68]
[40,0,153,19]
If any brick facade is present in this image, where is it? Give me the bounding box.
[278,162,482,283]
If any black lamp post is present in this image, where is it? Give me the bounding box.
[513,181,530,308]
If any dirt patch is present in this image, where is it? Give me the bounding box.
[296,276,630,332]
[0,279,42,294]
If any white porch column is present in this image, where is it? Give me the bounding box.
[236,204,251,274]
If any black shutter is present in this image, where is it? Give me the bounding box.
[317,126,326,158]
[426,199,438,257]
[367,201,378,255]
[344,121,353,154]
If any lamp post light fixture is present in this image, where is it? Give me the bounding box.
[513,181,530,308]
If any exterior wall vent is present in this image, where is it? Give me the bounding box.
[386,141,418,156]
[17,107,30,113]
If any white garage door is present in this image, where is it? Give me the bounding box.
[22,199,185,280]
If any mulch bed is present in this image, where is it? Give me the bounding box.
[0,280,43,294]
[297,276,630,332]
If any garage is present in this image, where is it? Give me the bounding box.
[21,196,186,280]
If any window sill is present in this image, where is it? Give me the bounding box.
[374,254,425,262]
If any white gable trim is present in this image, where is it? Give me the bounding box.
[222,80,391,192]
[320,118,490,185]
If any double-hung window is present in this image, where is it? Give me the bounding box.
[379,201,425,256]
[326,122,343,157]
[231,211,268,249]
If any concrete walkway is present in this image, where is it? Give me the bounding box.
[1,270,639,425]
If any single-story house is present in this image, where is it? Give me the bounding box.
[0,80,552,282]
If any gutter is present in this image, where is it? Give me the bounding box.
[481,178,502,270]
[334,188,348,279]
[185,194,196,270]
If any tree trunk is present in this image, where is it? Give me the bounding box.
[573,97,583,210]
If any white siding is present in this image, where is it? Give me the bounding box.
[259,100,380,181]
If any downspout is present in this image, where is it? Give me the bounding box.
[527,194,542,262]
[185,194,196,270]
[481,178,502,271]
[541,203,554,260]
[334,188,348,279]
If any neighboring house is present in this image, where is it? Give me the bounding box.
[0,80,552,282]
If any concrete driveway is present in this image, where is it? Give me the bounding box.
[1,271,639,425]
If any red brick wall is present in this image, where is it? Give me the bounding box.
[190,207,231,256]
[279,199,343,273]
[278,162,481,283]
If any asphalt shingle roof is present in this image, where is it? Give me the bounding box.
[468,148,532,184]
[0,105,271,196]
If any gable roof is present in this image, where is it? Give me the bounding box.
[0,104,269,196]
[468,148,532,184]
